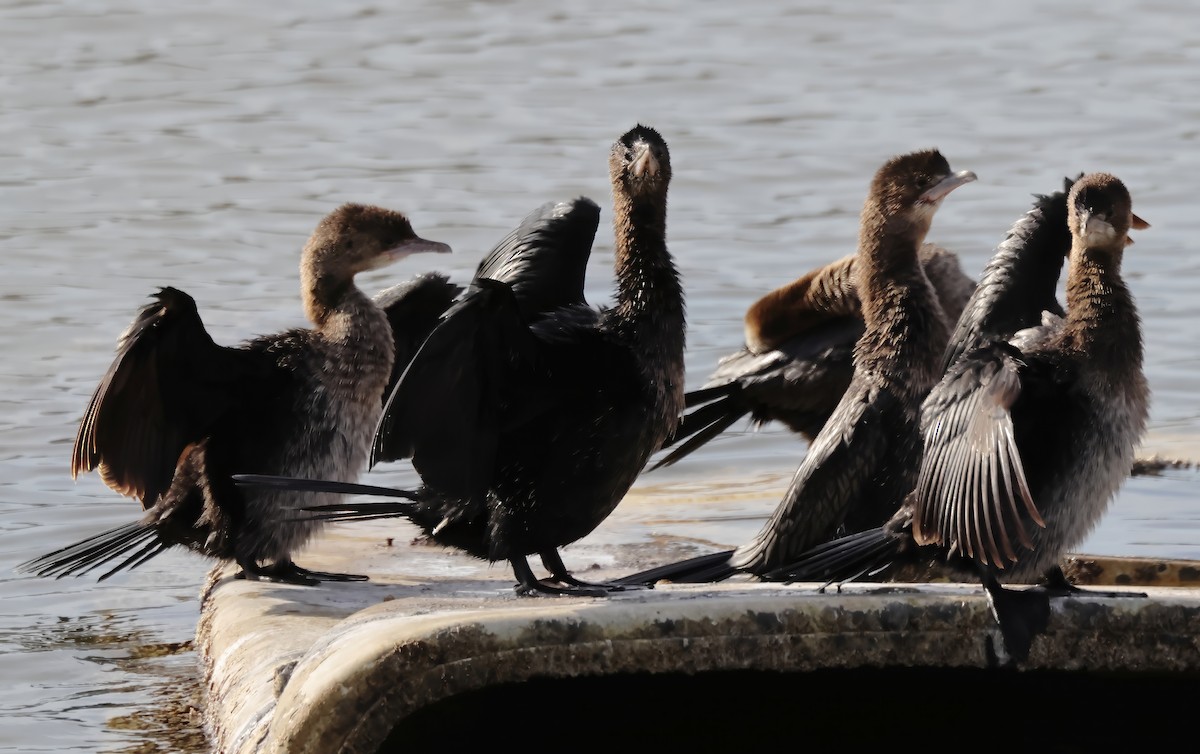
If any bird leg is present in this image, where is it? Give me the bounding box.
[511,555,608,598]
[981,570,1051,665]
[539,550,648,592]
[236,558,368,586]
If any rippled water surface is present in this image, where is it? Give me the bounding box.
[3,1,1200,750]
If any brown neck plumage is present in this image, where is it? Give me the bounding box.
[610,191,677,321]
[855,201,931,328]
[851,201,947,388]
[1060,241,1142,374]
[301,242,360,328]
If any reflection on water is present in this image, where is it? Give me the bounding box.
[20,614,204,754]
[0,595,206,752]
[2,0,1200,750]
[104,647,206,754]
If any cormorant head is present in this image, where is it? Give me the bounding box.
[866,148,976,237]
[306,204,451,278]
[611,124,672,198]
[1067,173,1149,249]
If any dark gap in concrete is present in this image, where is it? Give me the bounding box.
[384,667,1198,750]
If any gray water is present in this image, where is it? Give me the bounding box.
[3,0,1200,750]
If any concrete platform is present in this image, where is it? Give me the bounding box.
[196,521,1200,754]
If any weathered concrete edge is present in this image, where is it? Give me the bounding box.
[198,566,350,754]
[265,583,1198,754]
[197,547,1200,754]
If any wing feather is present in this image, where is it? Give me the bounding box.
[71,287,270,509]
[912,345,1044,569]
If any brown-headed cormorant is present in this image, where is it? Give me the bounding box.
[17,205,450,585]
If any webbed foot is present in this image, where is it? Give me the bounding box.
[237,559,369,586]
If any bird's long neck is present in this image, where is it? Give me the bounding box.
[301,250,394,389]
[608,190,687,427]
[852,209,948,391]
[1060,244,1143,382]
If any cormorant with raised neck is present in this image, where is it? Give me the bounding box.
[236,125,687,597]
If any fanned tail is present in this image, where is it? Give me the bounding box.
[611,549,738,586]
[16,521,165,581]
[762,527,902,585]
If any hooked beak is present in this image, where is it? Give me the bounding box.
[369,236,452,269]
[632,142,659,178]
[1077,209,1119,246]
[920,169,977,204]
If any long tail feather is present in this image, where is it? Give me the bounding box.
[16,521,163,580]
[232,474,420,500]
[611,549,738,586]
[650,406,745,470]
[98,537,168,581]
[672,393,746,442]
[762,527,902,584]
[61,525,158,578]
[19,522,148,573]
[296,501,419,523]
[234,474,425,525]
[682,382,739,409]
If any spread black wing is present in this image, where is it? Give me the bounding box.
[474,197,600,318]
[372,197,601,467]
[373,273,463,405]
[71,287,276,509]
